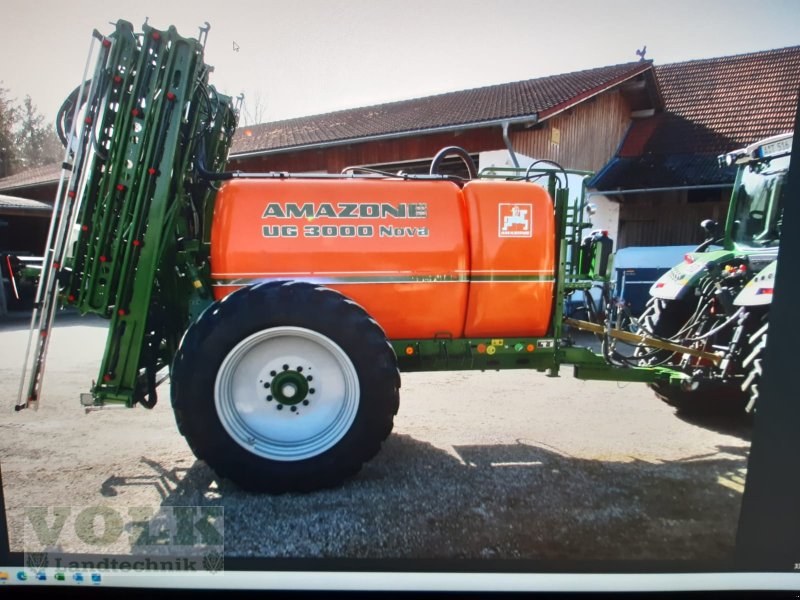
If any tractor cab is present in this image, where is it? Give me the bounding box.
[721,133,791,263]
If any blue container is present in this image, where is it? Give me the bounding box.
[615,267,668,316]
[613,246,698,316]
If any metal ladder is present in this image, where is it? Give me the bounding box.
[16,30,112,411]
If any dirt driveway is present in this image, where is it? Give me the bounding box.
[0,311,751,561]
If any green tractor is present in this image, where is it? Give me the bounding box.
[636,133,790,414]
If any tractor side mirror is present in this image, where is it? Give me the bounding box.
[700,219,718,238]
[694,219,721,253]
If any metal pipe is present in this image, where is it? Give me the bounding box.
[587,183,732,197]
[501,121,520,168]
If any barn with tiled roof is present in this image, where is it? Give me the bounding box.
[227,59,658,177]
[0,45,797,253]
[230,61,655,159]
[591,46,800,247]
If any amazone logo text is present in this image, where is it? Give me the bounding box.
[262,202,428,219]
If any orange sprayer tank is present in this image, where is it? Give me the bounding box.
[462,180,556,337]
[211,178,471,339]
[210,178,555,339]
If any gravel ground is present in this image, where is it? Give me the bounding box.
[0,311,751,561]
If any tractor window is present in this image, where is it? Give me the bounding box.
[731,154,790,249]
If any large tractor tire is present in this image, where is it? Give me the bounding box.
[637,297,695,363]
[638,297,747,415]
[171,281,400,493]
[741,316,769,413]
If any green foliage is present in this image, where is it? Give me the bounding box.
[15,95,61,171]
[0,86,61,179]
[0,83,18,178]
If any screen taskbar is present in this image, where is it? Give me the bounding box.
[1,568,800,591]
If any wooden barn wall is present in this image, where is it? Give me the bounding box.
[510,90,631,172]
[617,190,731,248]
[229,128,506,173]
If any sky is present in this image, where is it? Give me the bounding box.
[1,0,799,126]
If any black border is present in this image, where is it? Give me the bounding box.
[734,90,800,570]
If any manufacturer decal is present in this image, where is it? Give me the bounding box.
[261,202,429,239]
[262,202,428,220]
[498,203,532,238]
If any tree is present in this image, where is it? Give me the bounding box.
[240,89,268,127]
[0,88,61,178]
[15,95,61,171]
[0,83,18,178]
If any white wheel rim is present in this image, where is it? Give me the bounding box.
[214,326,360,461]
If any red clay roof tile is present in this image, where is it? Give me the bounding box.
[650,45,800,154]
[593,45,800,190]
[0,163,61,192]
[230,61,653,156]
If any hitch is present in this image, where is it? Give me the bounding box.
[564,317,722,365]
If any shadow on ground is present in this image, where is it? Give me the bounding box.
[99,434,748,561]
[674,409,753,439]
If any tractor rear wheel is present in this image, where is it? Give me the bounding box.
[171,281,400,493]
[741,315,769,413]
[638,297,747,415]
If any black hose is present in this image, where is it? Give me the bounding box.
[525,159,568,189]
[56,81,91,147]
[56,76,110,161]
[186,79,217,145]
[195,137,236,181]
[429,146,478,179]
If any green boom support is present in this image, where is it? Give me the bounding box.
[18,20,236,409]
